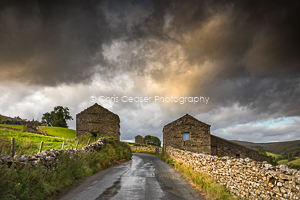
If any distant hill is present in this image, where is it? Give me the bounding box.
[0,114,7,122]
[231,140,300,155]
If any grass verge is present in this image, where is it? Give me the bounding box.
[0,124,24,130]
[0,140,132,200]
[159,153,237,200]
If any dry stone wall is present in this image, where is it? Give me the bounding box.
[0,137,114,169]
[131,146,159,153]
[166,146,300,200]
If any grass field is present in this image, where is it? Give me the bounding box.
[38,126,76,139]
[0,124,24,130]
[266,152,280,158]
[289,158,300,165]
[278,158,300,165]
[278,159,289,164]
[0,125,76,139]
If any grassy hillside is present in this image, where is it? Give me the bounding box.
[0,114,7,122]
[0,124,23,130]
[0,129,97,155]
[0,129,73,155]
[0,125,76,139]
[289,158,300,165]
[278,158,300,165]
[266,152,280,158]
[38,126,76,139]
[278,159,289,165]
[231,140,300,155]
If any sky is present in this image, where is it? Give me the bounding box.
[0,0,300,143]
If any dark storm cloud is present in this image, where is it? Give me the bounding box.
[139,0,300,118]
[1,0,300,124]
[0,0,115,85]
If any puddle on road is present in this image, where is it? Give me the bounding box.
[95,169,129,200]
[95,178,121,200]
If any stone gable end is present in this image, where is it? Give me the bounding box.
[163,114,211,154]
[76,103,120,140]
[135,135,143,145]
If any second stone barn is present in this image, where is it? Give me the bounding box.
[76,103,120,141]
[163,114,268,161]
[135,135,143,145]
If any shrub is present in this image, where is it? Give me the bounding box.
[0,140,132,199]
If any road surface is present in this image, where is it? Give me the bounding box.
[59,153,204,200]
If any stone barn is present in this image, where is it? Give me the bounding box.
[163,114,211,154]
[163,114,268,161]
[76,103,120,141]
[135,135,143,145]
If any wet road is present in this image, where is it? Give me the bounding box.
[59,153,204,200]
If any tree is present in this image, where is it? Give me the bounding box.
[41,112,54,126]
[143,135,161,147]
[282,154,288,160]
[256,148,268,156]
[268,156,278,166]
[292,150,299,158]
[288,152,295,162]
[41,106,73,128]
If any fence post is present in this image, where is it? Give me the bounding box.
[11,137,15,158]
[39,141,44,153]
[62,141,65,150]
[87,138,91,145]
[75,140,79,150]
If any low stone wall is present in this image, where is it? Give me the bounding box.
[166,146,300,199]
[131,146,158,153]
[0,137,114,168]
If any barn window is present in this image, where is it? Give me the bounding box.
[182,132,190,140]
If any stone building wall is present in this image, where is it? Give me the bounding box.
[163,114,211,154]
[135,135,143,145]
[211,135,268,162]
[166,146,300,199]
[76,103,120,140]
[163,114,267,161]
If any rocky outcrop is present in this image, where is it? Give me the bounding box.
[166,146,300,199]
